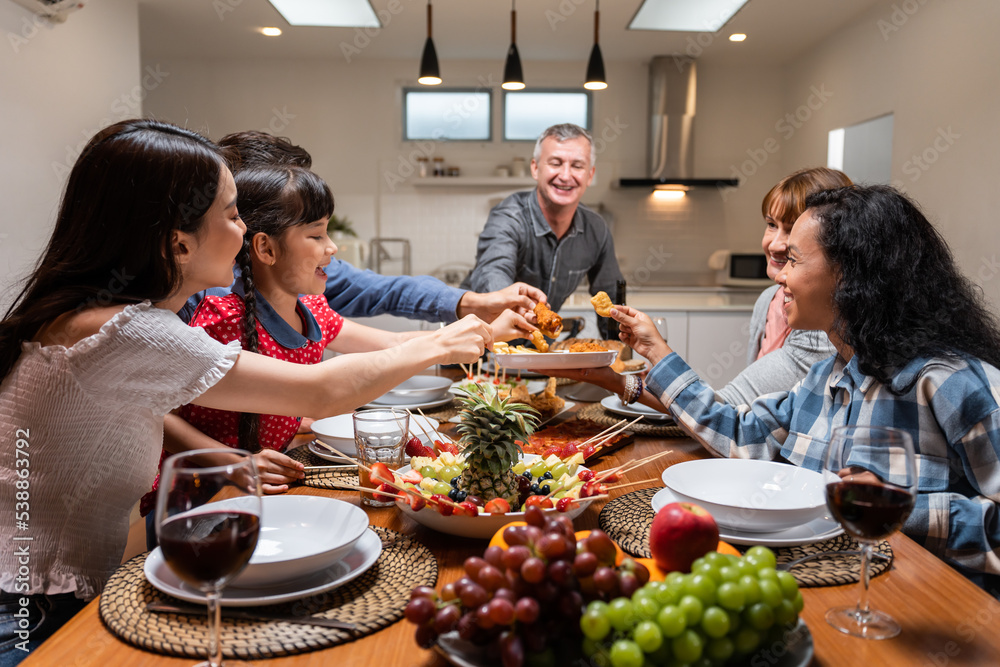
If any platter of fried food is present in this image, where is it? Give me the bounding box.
[493,341,618,370]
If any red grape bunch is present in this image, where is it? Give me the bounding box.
[404,505,651,667]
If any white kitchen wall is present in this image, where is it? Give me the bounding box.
[780,0,1000,308]
[0,0,141,310]
[141,56,781,286]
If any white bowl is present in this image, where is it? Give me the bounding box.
[660,459,827,533]
[312,413,440,457]
[394,455,587,539]
[231,495,369,588]
[373,376,453,406]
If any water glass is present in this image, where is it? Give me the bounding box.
[354,408,409,507]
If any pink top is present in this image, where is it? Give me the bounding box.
[757,287,791,359]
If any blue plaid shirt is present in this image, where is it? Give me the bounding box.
[647,352,1000,588]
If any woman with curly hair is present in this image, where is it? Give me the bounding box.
[614,184,1000,589]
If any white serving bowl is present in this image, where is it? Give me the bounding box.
[660,459,827,533]
[230,495,369,588]
[394,455,587,539]
[373,376,453,405]
[312,413,439,457]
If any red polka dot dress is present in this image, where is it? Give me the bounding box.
[139,291,343,517]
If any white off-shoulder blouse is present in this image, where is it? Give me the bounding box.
[0,302,241,600]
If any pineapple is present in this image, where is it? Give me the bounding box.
[455,384,540,506]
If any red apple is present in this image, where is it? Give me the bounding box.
[649,502,720,573]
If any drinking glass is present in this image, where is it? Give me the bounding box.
[355,408,409,507]
[652,317,669,342]
[155,450,262,666]
[822,425,916,639]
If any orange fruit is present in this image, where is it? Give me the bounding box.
[488,521,527,550]
[575,530,626,566]
[717,540,741,557]
[634,557,667,582]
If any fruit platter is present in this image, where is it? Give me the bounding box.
[359,385,653,539]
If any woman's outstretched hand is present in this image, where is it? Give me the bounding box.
[611,305,672,366]
[490,308,539,343]
[432,315,493,365]
[253,448,305,494]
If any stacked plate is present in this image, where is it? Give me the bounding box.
[368,376,453,409]
[144,496,381,606]
[652,459,842,547]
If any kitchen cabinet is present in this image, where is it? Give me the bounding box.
[685,312,754,388]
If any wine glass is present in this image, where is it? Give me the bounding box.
[822,425,916,639]
[155,450,262,667]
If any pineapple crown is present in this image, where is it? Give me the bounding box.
[455,384,540,476]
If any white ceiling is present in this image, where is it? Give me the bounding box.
[139,0,885,66]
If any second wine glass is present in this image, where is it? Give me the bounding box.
[155,449,262,667]
[822,425,916,639]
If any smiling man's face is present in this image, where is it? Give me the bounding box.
[531,135,595,213]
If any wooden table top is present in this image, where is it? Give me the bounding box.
[25,421,1000,666]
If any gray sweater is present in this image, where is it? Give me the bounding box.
[714,284,836,406]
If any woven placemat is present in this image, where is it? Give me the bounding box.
[598,488,893,587]
[287,443,359,490]
[100,527,436,659]
[577,403,689,438]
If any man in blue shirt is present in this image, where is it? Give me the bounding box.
[179,131,545,324]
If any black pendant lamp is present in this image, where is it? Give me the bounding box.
[418,0,441,85]
[502,0,524,90]
[584,0,607,90]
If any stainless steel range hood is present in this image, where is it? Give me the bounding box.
[618,57,737,189]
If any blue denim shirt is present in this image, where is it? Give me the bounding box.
[179,259,465,324]
[460,190,623,312]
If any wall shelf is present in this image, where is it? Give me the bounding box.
[412,176,536,188]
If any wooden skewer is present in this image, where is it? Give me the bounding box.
[406,409,434,442]
[304,465,357,471]
[574,494,610,503]
[576,419,629,449]
[343,485,407,500]
[310,440,361,466]
[606,478,659,491]
[594,449,672,483]
[417,408,454,444]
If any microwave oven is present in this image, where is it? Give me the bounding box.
[707,250,773,287]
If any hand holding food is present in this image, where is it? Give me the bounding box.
[430,314,492,364]
[490,308,538,343]
[610,305,672,365]
[533,301,563,338]
[590,290,616,317]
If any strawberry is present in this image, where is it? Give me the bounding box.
[407,494,427,512]
[400,469,423,485]
[457,501,479,517]
[373,483,396,504]
[524,495,553,509]
[404,436,425,457]
[369,462,394,486]
[556,497,577,513]
[436,439,459,455]
[483,498,511,515]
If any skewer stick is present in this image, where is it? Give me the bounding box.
[574,494,610,504]
[345,485,407,500]
[304,465,357,471]
[477,358,482,378]
[585,416,643,451]
[310,440,361,466]
[595,449,673,482]
[406,409,434,443]
[606,478,659,491]
[417,408,453,444]
[576,420,629,449]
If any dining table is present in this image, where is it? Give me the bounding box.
[23,398,1000,666]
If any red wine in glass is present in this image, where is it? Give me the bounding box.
[826,480,913,541]
[822,425,916,640]
[155,449,262,667]
[159,511,260,588]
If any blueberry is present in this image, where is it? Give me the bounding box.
[540,484,551,495]
[455,490,468,502]
[541,471,554,481]
[448,489,459,501]
[450,476,460,487]
[529,483,540,495]
[522,471,533,480]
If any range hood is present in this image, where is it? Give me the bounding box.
[617,57,737,189]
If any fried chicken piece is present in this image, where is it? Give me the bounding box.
[533,302,563,338]
[569,341,608,353]
[510,384,531,404]
[530,377,565,419]
[530,329,549,352]
[590,291,614,317]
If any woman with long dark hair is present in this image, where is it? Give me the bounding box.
[0,120,491,660]
[614,185,1000,588]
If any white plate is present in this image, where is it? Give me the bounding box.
[446,401,575,426]
[394,454,588,539]
[374,376,453,405]
[482,359,546,378]
[493,350,618,371]
[363,395,454,411]
[143,528,382,607]
[449,378,548,396]
[651,487,843,547]
[435,618,813,667]
[600,395,674,422]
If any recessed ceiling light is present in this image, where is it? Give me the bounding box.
[729,33,747,42]
[629,0,750,32]
[261,27,282,37]
[652,189,687,201]
[267,0,380,28]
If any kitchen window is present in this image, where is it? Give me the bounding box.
[403,88,492,141]
[503,90,592,141]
